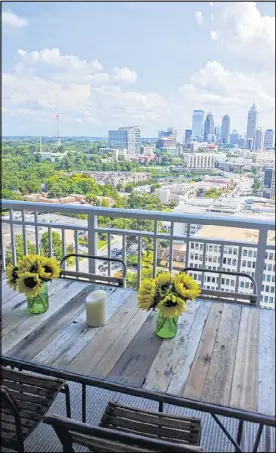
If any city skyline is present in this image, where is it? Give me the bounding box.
[2,2,275,136]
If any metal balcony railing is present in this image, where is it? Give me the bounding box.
[1,200,275,309]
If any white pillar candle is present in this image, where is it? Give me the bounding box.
[86,290,107,327]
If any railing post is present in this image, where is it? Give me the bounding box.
[255,229,268,307]
[88,212,98,275]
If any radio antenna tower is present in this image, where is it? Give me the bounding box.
[55,94,61,147]
[39,137,43,153]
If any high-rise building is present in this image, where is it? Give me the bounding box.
[229,130,240,146]
[204,112,215,141]
[108,126,140,154]
[220,115,230,144]
[184,129,192,144]
[192,110,204,140]
[246,104,259,150]
[264,129,274,149]
[263,167,275,199]
[238,135,246,149]
[157,127,177,149]
[254,127,263,151]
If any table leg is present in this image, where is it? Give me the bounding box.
[236,419,244,452]
[253,424,264,452]
[211,414,243,452]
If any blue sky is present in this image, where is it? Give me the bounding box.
[2,2,275,136]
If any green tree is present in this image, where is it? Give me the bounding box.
[6,235,36,265]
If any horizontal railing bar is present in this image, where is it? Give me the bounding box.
[2,219,89,232]
[2,200,275,230]
[2,356,275,427]
[2,220,275,250]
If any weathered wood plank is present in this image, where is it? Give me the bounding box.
[1,279,72,338]
[93,308,150,380]
[34,287,132,370]
[2,277,66,314]
[229,307,259,412]
[67,291,140,375]
[167,302,212,397]
[6,283,99,361]
[184,303,224,400]
[143,300,202,393]
[107,311,163,387]
[258,308,275,416]
[201,304,241,406]
[2,280,90,354]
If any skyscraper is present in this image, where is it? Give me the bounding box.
[204,112,215,141]
[246,104,259,150]
[192,110,204,140]
[229,129,240,146]
[220,115,230,144]
[184,129,192,144]
[108,126,140,154]
[254,127,263,151]
[264,129,274,149]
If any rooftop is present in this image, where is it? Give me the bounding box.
[194,225,275,245]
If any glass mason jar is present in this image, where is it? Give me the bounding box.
[27,283,49,314]
[155,311,179,339]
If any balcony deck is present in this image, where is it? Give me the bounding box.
[2,274,275,452]
[1,200,276,451]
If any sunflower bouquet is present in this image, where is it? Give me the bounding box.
[6,255,61,314]
[138,271,201,338]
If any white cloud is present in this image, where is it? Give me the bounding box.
[195,11,203,25]
[210,14,214,21]
[2,10,29,30]
[209,2,275,67]
[210,2,213,7]
[112,66,138,84]
[210,30,218,40]
[3,47,169,135]
[179,60,274,130]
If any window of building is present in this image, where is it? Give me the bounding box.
[253,251,257,258]
[269,297,274,303]
[248,250,253,257]
[243,249,248,257]
[221,278,225,284]
[226,279,230,285]
[271,287,275,293]
[231,280,235,286]
[228,247,232,255]
[268,264,272,271]
[267,275,271,282]
[264,296,269,302]
[241,281,245,288]
[262,285,264,291]
[247,261,252,268]
[242,261,247,267]
[245,282,250,289]
[233,259,237,266]
[209,245,213,252]
[223,258,227,264]
[227,258,231,265]
[233,249,238,255]
[266,285,270,292]
[269,253,274,260]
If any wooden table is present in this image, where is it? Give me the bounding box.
[2,276,275,423]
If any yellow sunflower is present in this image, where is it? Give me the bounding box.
[156,271,171,286]
[39,257,61,280]
[17,272,43,297]
[173,273,201,300]
[17,255,43,274]
[6,264,19,290]
[138,278,157,310]
[158,294,187,318]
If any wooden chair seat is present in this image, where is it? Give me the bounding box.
[44,414,203,452]
[100,401,201,447]
[1,366,70,452]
